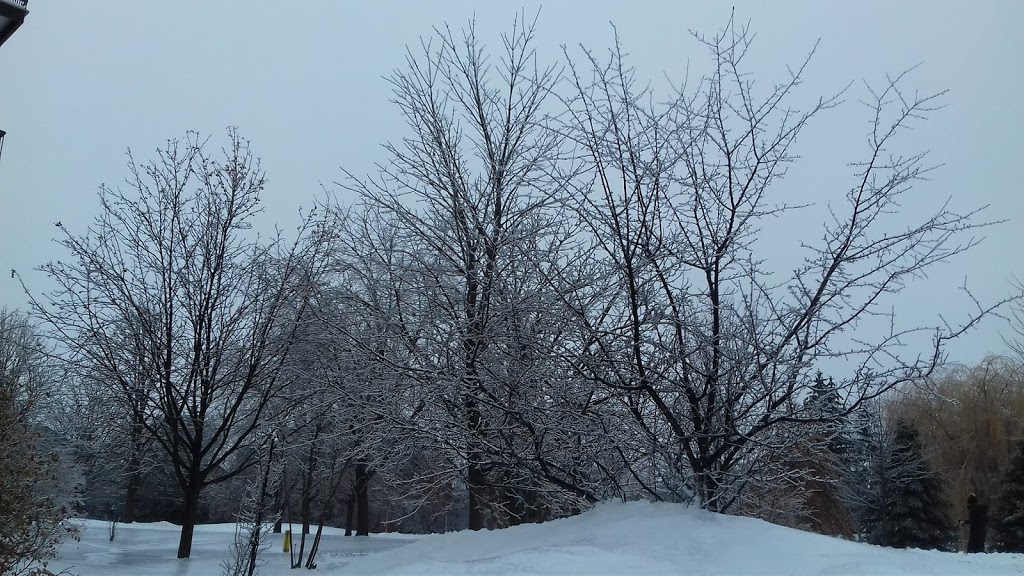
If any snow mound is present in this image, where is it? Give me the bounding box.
[338,501,1023,575]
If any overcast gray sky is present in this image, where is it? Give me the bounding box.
[1,1,1021,365]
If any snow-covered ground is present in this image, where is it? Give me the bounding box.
[51,502,1023,575]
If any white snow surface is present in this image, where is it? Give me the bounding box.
[51,501,1024,575]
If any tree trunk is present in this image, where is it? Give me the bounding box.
[465,381,486,531]
[355,459,370,536]
[305,522,324,569]
[122,407,146,524]
[300,482,312,537]
[272,464,286,533]
[467,452,485,531]
[122,467,142,524]
[176,481,202,559]
[466,396,486,531]
[699,468,721,513]
[301,439,317,536]
[344,493,354,536]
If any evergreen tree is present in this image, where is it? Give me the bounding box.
[801,372,855,537]
[879,420,955,550]
[991,441,1024,552]
[845,400,888,542]
[805,372,849,457]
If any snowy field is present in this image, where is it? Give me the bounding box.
[51,502,1024,575]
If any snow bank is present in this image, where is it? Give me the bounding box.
[52,502,1024,575]
[339,501,1023,575]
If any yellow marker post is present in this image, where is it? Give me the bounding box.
[283,529,291,553]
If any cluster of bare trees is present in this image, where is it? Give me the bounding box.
[318,14,1012,532]
[0,309,78,576]
[13,13,1021,566]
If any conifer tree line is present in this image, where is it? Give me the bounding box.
[4,14,1024,568]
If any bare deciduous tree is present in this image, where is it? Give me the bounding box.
[25,129,333,558]
[338,15,591,529]
[553,17,1011,512]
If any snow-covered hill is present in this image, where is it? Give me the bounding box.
[51,502,1023,575]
